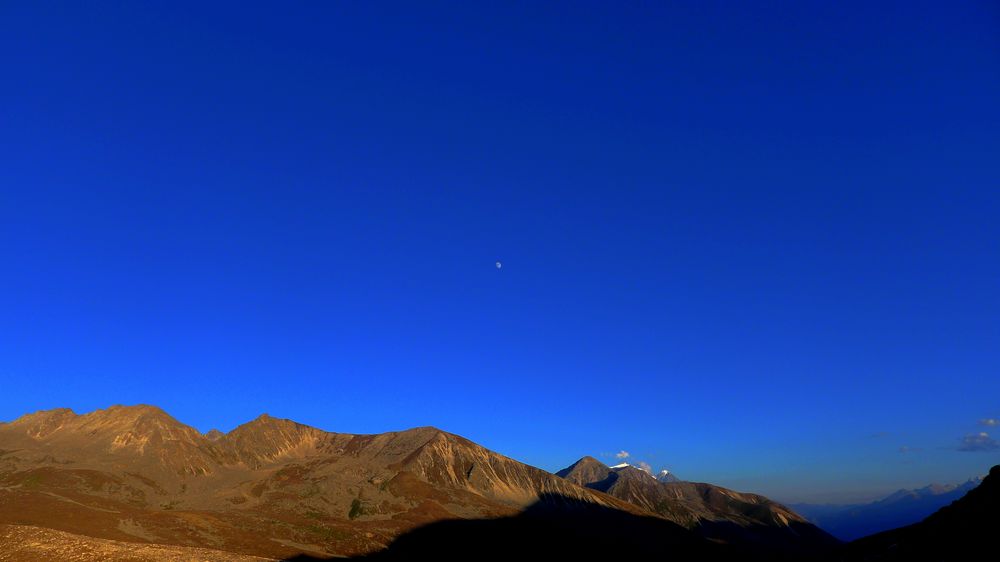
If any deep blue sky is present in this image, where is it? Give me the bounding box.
[1,1,998,503]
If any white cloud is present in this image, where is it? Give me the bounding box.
[958,432,999,452]
[979,418,999,427]
[615,450,630,459]
[637,461,653,474]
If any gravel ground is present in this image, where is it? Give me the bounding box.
[0,524,275,562]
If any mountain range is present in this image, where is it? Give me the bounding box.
[0,404,837,560]
[846,464,1000,561]
[556,454,835,556]
[1,404,995,561]
[792,477,982,541]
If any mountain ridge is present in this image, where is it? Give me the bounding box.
[0,405,661,559]
[1,405,840,560]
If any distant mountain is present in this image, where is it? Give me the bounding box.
[846,464,1000,561]
[0,404,836,561]
[793,477,982,541]
[557,455,838,557]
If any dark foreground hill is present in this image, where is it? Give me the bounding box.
[845,464,1000,561]
[0,405,832,560]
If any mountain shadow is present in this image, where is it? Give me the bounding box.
[288,492,726,561]
[282,492,838,562]
[697,519,839,560]
[845,464,1000,561]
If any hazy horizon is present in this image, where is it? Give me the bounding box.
[2,1,998,506]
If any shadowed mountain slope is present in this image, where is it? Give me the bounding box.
[351,492,728,561]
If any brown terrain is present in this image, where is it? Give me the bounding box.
[0,405,836,561]
[0,524,273,562]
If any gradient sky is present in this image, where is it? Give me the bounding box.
[1,1,998,503]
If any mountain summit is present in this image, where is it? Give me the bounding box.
[658,468,681,483]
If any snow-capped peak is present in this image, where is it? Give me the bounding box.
[610,462,659,479]
[656,468,681,483]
